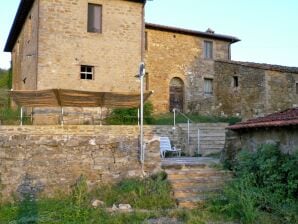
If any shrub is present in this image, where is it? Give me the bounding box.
[105,102,155,125]
[212,144,298,224]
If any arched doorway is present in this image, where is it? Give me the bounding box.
[169,77,184,112]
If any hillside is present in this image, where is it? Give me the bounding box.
[0,68,9,107]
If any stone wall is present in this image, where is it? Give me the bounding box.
[12,0,39,91]
[214,61,298,119]
[145,28,231,114]
[37,0,143,92]
[0,125,170,201]
[214,61,266,118]
[224,128,298,164]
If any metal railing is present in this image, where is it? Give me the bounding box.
[173,108,193,145]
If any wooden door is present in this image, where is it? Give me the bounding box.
[169,78,184,112]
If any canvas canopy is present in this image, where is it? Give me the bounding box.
[9,89,153,108]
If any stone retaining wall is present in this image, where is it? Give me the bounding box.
[0,125,175,201]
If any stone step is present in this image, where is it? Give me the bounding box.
[170,177,228,188]
[178,201,202,209]
[166,169,231,177]
[176,193,219,208]
[173,187,221,198]
[199,134,226,138]
[199,142,225,146]
[168,171,227,180]
[199,136,226,141]
[200,149,224,155]
[199,146,224,150]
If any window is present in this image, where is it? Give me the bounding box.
[204,41,213,59]
[204,78,213,95]
[233,76,239,87]
[88,4,102,33]
[296,83,298,94]
[80,65,94,80]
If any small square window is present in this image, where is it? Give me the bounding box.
[80,65,94,80]
[233,76,239,87]
[204,41,213,59]
[88,4,102,33]
[204,78,213,95]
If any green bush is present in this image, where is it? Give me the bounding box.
[212,144,298,224]
[105,102,155,125]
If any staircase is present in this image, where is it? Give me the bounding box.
[162,157,233,209]
[178,123,228,156]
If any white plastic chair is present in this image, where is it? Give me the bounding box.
[160,137,181,158]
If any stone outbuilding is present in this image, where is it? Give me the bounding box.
[225,107,298,159]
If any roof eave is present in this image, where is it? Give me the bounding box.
[4,0,147,53]
[4,0,35,52]
[145,23,240,44]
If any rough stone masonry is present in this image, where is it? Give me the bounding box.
[0,125,164,201]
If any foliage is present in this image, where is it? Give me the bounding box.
[0,107,20,124]
[92,172,175,210]
[105,102,155,125]
[0,172,176,224]
[211,144,298,224]
[106,105,241,125]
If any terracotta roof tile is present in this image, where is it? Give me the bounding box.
[228,108,298,130]
[216,60,298,74]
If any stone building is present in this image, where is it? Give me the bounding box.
[4,0,298,121]
[225,107,298,162]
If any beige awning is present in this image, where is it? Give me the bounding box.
[9,89,153,108]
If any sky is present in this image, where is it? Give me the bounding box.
[0,0,298,69]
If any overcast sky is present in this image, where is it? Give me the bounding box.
[1,0,298,69]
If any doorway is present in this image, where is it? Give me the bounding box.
[169,77,184,112]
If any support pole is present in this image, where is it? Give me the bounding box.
[61,107,64,126]
[20,107,23,126]
[137,108,140,126]
[187,119,190,145]
[198,128,200,156]
[100,107,102,126]
[140,71,144,164]
[173,108,176,129]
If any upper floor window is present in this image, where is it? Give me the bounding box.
[88,4,102,33]
[204,41,213,59]
[233,76,239,88]
[80,65,94,80]
[204,78,213,95]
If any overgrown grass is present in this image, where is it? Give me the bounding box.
[210,144,298,224]
[0,172,238,223]
[0,107,20,124]
[91,172,176,210]
[0,173,177,224]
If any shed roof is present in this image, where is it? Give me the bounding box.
[9,89,152,108]
[145,23,240,43]
[216,60,298,74]
[228,108,298,130]
[4,0,146,52]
